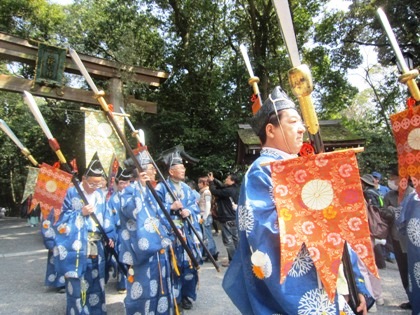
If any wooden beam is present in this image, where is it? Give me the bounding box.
[0,74,157,113]
[0,32,169,86]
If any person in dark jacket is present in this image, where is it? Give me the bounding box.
[361,173,387,268]
[383,167,414,310]
[208,172,240,267]
[361,173,385,307]
[361,174,382,208]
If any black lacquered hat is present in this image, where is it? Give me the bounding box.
[85,152,105,177]
[157,145,199,169]
[116,167,132,181]
[250,86,296,135]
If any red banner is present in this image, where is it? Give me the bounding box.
[31,163,72,221]
[390,106,420,199]
[271,150,377,300]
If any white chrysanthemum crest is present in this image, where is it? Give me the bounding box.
[407,218,420,247]
[298,288,336,315]
[238,201,254,237]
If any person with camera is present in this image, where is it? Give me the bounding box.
[207,172,240,267]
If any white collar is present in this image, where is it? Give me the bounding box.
[261,147,298,160]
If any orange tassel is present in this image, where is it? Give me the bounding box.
[252,265,265,279]
[127,266,135,283]
[251,94,261,114]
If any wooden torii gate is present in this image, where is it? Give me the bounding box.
[0,32,169,113]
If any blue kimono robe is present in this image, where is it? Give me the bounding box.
[118,182,175,315]
[54,185,114,315]
[41,209,65,288]
[223,147,370,315]
[396,192,420,314]
[107,193,126,291]
[155,179,203,303]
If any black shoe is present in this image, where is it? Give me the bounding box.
[56,286,66,294]
[212,252,219,261]
[181,297,192,310]
[399,302,412,310]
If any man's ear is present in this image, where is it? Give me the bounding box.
[265,123,276,140]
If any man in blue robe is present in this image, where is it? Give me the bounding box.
[155,146,203,310]
[54,157,115,315]
[41,207,65,292]
[223,86,370,315]
[107,167,131,294]
[118,150,176,315]
[396,190,420,314]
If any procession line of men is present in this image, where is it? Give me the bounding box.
[40,147,204,315]
[37,85,419,315]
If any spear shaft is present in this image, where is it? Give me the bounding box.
[69,49,200,270]
[22,91,127,276]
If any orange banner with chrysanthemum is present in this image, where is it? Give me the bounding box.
[271,150,377,300]
[390,105,420,199]
[31,163,73,221]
